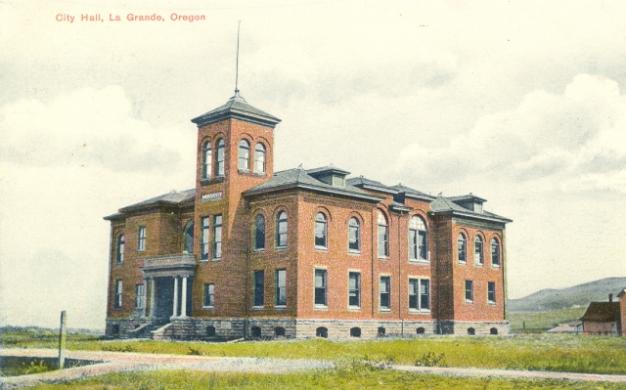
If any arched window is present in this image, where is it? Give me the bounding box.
[276,211,288,248]
[474,236,484,265]
[274,327,286,337]
[314,212,327,248]
[377,211,389,257]
[206,326,216,337]
[491,238,500,266]
[377,327,386,337]
[467,327,476,336]
[254,214,265,250]
[416,327,425,335]
[316,327,328,338]
[201,140,212,179]
[348,217,360,252]
[490,327,498,335]
[250,326,261,338]
[183,222,194,254]
[116,234,125,263]
[254,143,266,174]
[216,139,225,176]
[409,216,428,261]
[350,327,361,338]
[457,234,467,263]
[238,139,250,171]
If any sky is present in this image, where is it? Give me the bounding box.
[1,0,625,329]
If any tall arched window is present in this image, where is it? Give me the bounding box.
[314,212,328,248]
[377,211,389,257]
[201,140,212,179]
[116,234,125,263]
[183,221,194,254]
[491,238,500,266]
[254,143,266,174]
[276,211,288,248]
[474,235,484,265]
[348,217,360,252]
[458,233,467,263]
[238,139,250,171]
[409,216,428,261]
[254,214,265,250]
[216,138,225,176]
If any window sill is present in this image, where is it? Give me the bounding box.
[378,256,390,260]
[315,246,328,251]
[409,309,431,314]
[211,258,222,262]
[314,305,328,310]
[492,264,501,268]
[253,248,265,253]
[379,308,391,312]
[409,259,430,264]
[465,300,474,304]
[458,261,467,265]
[251,306,264,310]
[274,305,287,310]
[202,306,214,310]
[488,301,496,305]
[348,306,361,311]
[474,263,484,267]
[199,258,209,262]
[276,246,288,251]
[348,250,361,256]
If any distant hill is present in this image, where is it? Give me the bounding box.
[507,277,626,312]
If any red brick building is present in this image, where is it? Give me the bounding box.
[104,90,512,339]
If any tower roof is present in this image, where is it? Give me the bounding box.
[191,91,281,127]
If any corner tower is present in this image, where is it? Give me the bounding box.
[189,91,280,318]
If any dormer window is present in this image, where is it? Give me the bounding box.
[238,139,250,171]
[216,139,225,177]
[254,143,266,174]
[201,140,212,179]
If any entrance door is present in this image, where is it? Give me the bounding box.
[154,277,174,324]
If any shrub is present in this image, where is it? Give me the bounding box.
[415,352,447,367]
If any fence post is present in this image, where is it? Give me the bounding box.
[58,310,67,369]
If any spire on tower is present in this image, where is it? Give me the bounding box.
[234,20,241,94]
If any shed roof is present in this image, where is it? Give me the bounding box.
[581,302,620,322]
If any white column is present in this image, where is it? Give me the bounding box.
[181,276,188,318]
[149,278,156,318]
[172,276,179,319]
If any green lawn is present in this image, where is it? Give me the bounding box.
[507,307,586,333]
[3,328,626,375]
[30,365,626,390]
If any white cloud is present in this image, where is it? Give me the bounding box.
[395,74,626,194]
[0,86,185,173]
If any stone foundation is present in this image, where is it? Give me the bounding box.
[106,316,509,340]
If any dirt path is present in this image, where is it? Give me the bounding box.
[3,348,626,388]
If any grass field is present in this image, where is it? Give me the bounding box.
[507,307,586,332]
[29,364,626,390]
[2,328,626,375]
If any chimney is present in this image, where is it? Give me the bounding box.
[609,293,613,303]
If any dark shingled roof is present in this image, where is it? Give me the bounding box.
[391,184,435,201]
[347,176,399,194]
[429,195,512,223]
[191,91,281,127]
[244,167,381,202]
[103,188,195,220]
[581,302,620,322]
